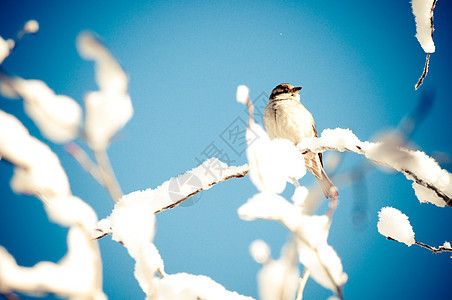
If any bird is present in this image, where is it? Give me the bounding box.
[263,83,337,199]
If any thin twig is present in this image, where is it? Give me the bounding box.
[290,176,301,188]
[64,142,104,186]
[415,53,430,90]
[246,96,254,128]
[415,240,452,255]
[296,269,311,300]
[1,292,22,300]
[94,150,123,203]
[327,193,338,224]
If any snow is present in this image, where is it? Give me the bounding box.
[412,0,436,53]
[92,218,112,239]
[238,189,346,294]
[377,207,415,246]
[84,91,133,151]
[236,85,249,104]
[0,111,71,197]
[105,193,164,294]
[297,240,347,293]
[77,32,133,151]
[257,244,299,300]
[293,214,329,248]
[412,182,446,207]
[0,227,105,300]
[0,36,10,64]
[152,273,254,300]
[44,195,98,229]
[134,243,165,294]
[109,196,156,257]
[77,32,128,94]
[292,186,309,207]
[106,188,167,294]
[23,20,39,34]
[249,240,271,264]
[7,78,82,143]
[238,191,301,230]
[297,128,363,154]
[247,123,306,194]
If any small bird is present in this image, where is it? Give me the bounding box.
[263,83,337,198]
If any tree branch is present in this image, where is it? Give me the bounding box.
[415,53,430,90]
[154,168,249,214]
[64,142,104,185]
[295,269,310,300]
[297,128,452,207]
[415,240,452,255]
[94,150,123,203]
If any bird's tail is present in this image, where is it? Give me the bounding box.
[317,168,338,199]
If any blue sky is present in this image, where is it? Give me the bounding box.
[1,1,451,299]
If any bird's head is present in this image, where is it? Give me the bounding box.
[269,83,302,102]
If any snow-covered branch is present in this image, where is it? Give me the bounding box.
[297,128,452,207]
[0,110,104,299]
[0,20,38,65]
[91,158,254,299]
[0,74,82,143]
[412,0,436,53]
[411,0,437,89]
[77,31,132,152]
[116,157,248,217]
[75,31,135,202]
[0,227,105,300]
[414,240,452,256]
[378,206,451,257]
[93,157,249,237]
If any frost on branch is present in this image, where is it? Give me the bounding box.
[77,32,133,151]
[0,76,82,143]
[412,182,445,207]
[377,207,415,246]
[412,0,436,53]
[107,157,248,216]
[297,128,452,207]
[411,0,437,89]
[0,227,106,300]
[377,207,452,256]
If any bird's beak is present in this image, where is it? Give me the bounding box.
[293,86,302,93]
